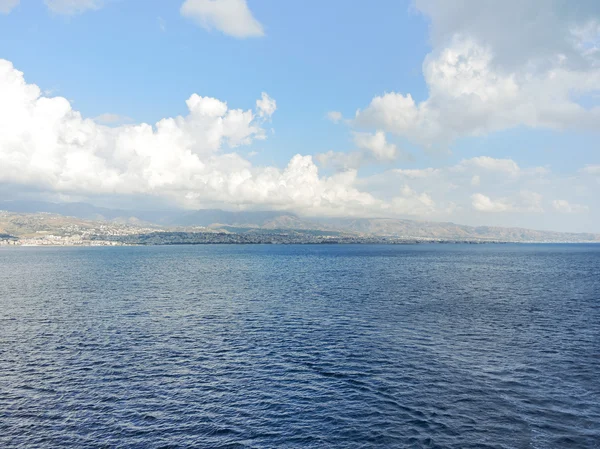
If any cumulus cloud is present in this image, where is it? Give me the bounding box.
[0,0,19,14]
[353,131,398,161]
[390,185,436,216]
[355,37,600,149]
[391,167,441,179]
[362,156,556,220]
[316,151,364,171]
[326,111,343,123]
[256,92,276,118]
[413,0,600,70]
[519,190,544,213]
[45,0,103,15]
[552,199,589,213]
[0,58,386,216]
[471,193,512,212]
[93,113,134,125]
[1,58,597,230]
[388,156,546,184]
[181,0,264,38]
[317,131,408,171]
[581,164,600,175]
[350,1,600,150]
[457,156,521,176]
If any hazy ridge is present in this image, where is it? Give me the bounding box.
[1,200,599,244]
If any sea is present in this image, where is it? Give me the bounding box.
[0,244,599,448]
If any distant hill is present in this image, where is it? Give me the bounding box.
[317,217,600,242]
[0,200,176,224]
[1,200,599,243]
[172,209,312,228]
[0,200,314,228]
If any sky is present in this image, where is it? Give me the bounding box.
[0,0,599,232]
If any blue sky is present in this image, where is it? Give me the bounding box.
[0,1,430,166]
[0,0,599,231]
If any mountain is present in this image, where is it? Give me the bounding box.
[0,200,177,224]
[1,200,599,243]
[317,217,600,242]
[0,211,348,246]
[170,209,313,228]
[0,200,315,228]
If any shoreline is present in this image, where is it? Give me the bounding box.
[2,240,599,247]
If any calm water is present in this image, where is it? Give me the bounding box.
[0,244,599,448]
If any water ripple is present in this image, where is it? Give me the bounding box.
[1,244,599,448]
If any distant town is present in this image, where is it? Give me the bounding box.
[2,205,599,247]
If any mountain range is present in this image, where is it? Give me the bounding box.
[1,200,599,243]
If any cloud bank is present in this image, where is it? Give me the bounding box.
[0,59,381,216]
[1,57,596,230]
[346,0,600,150]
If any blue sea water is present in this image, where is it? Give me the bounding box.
[0,244,599,448]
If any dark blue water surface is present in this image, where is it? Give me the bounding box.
[1,244,599,448]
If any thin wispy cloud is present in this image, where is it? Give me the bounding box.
[0,0,19,14]
[45,0,103,15]
[180,0,264,38]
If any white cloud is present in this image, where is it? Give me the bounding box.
[352,152,598,230]
[0,58,385,216]
[365,157,551,216]
[316,151,364,171]
[581,164,600,175]
[45,0,103,15]
[392,167,441,179]
[1,58,598,230]
[450,156,548,181]
[413,0,600,70]
[353,131,397,161]
[351,2,600,150]
[519,190,544,213]
[389,185,436,216]
[256,92,276,118]
[552,199,589,213]
[181,0,264,38]
[93,113,134,125]
[459,156,520,176]
[317,131,408,171]
[326,111,343,123]
[0,0,19,14]
[471,193,512,212]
